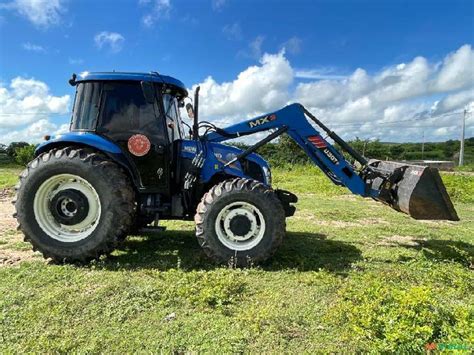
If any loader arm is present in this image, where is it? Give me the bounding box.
[207,103,373,197]
[205,103,459,221]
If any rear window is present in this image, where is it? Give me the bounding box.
[71,82,101,130]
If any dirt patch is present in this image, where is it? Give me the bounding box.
[0,190,16,234]
[378,235,426,247]
[0,187,14,201]
[0,194,40,267]
[0,249,39,266]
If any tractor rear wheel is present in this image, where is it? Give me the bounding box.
[14,147,135,263]
[194,178,286,267]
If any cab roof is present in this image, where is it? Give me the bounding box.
[76,71,187,96]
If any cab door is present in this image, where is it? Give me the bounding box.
[162,93,185,185]
[97,81,170,192]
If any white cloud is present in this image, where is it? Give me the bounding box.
[238,35,265,60]
[2,45,472,144]
[1,119,56,143]
[295,67,347,80]
[140,0,171,27]
[188,51,293,123]
[212,0,227,11]
[94,31,125,53]
[22,42,45,52]
[433,44,474,92]
[1,0,65,27]
[281,36,302,55]
[0,77,70,144]
[186,44,474,143]
[222,22,242,41]
[432,89,474,115]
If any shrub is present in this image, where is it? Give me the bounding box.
[6,142,29,158]
[325,269,473,352]
[441,173,474,203]
[14,144,36,166]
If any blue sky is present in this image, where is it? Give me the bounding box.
[0,0,473,143]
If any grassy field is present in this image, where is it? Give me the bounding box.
[0,164,473,352]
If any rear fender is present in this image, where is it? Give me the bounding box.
[35,132,122,155]
[35,132,141,188]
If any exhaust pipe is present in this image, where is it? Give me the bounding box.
[368,160,459,221]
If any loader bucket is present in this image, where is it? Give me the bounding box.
[369,160,459,221]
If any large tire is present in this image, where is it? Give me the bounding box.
[194,178,285,267]
[14,147,135,263]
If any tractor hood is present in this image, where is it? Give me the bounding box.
[180,140,271,185]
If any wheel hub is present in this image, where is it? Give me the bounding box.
[33,174,101,243]
[229,215,252,237]
[50,189,89,225]
[215,201,266,251]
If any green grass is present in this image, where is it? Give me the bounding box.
[0,163,22,189]
[454,163,474,173]
[0,167,473,352]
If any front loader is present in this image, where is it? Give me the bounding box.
[14,71,458,267]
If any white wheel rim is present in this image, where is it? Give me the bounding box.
[33,174,102,243]
[215,201,266,251]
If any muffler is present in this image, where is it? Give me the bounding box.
[368,160,459,221]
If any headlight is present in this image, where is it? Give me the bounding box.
[262,166,272,185]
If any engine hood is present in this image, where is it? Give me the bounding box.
[180,140,271,184]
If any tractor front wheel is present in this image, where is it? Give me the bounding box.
[14,147,135,263]
[194,178,286,267]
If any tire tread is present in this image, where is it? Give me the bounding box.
[13,146,135,263]
[194,178,285,266]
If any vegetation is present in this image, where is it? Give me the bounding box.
[0,164,22,189]
[249,135,474,167]
[13,144,36,166]
[2,136,473,168]
[0,142,36,166]
[0,165,472,352]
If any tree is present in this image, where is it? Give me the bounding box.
[389,144,405,160]
[14,144,36,166]
[443,140,459,160]
[365,140,389,160]
[6,142,29,158]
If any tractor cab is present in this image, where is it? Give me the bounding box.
[67,72,188,194]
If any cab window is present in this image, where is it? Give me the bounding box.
[162,93,184,141]
[98,82,164,139]
[71,82,101,130]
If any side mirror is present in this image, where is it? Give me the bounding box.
[68,73,77,86]
[186,103,194,120]
[141,81,155,104]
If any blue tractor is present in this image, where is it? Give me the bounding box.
[14,72,458,266]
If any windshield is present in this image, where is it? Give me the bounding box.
[71,82,101,130]
[162,93,184,141]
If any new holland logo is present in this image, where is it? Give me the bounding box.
[248,114,277,128]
